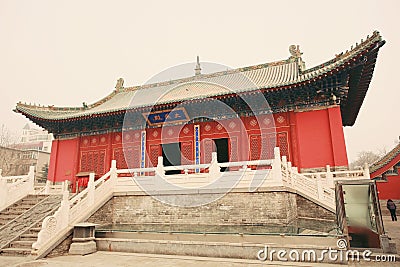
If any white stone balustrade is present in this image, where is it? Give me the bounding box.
[29,148,373,257]
[44,180,69,195]
[32,160,117,258]
[0,166,35,211]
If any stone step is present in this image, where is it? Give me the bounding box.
[1,210,27,216]
[0,194,60,258]
[25,194,47,198]
[0,217,18,223]
[20,200,42,204]
[16,204,35,209]
[23,196,46,200]
[28,228,41,234]
[0,214,18,220]
[18,236,37,242]
[0,247,31,256]
[10,240,34,249]
[4,204,35,210]
[20,233,38,240]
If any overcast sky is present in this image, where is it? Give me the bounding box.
[0,0,398,162]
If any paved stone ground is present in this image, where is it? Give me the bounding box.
[0,252,344,267]
[1,215,399,266]
[383,215,400,253]
[3,251,400,267]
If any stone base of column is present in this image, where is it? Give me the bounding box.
[69,240,97,255]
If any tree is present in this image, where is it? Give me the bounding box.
[349,151,381,170]
[0,124,18,147]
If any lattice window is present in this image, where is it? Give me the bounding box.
[277,132,289,159]
[93,152,99,174]
[80,150,106,174]
[114,149,120,168]
[250,135,261,160]
[124,148,133,169]
[149,145,159,167]
[230,137,238,161]
[132,148,140,168]
[260,135,268,160]
[87,152,94,172]
[204,139,213,163]
[97,150,105,174]
[265,133,276,159]
[181,141,193,165]
[114,148,127,169]
[81,152,88,172]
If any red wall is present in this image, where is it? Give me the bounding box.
[48,106,349,184]
[48,138,79,183]
[293,106,348,169]
[376,175,400,200]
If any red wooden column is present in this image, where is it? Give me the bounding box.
[47,139,59,183]
[105,132,113,171]
[288,111,300,168]
[327,106,348,167]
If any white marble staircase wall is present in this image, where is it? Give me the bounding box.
[0,166,35,212]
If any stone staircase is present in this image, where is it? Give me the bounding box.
[0,194,62,257]
[1,222,42,256]
[0,195,47,227]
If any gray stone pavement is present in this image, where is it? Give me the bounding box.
[0,215,399,266]
[383,215,400,253]
[0,252,349,267]
[2,251,400,267]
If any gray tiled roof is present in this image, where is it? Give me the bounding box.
[370,143,400,174]
[15,31,383,121]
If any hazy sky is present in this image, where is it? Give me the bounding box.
[0,0,398,162]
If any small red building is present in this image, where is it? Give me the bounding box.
[15,32,385,192]
[370,143,400,200]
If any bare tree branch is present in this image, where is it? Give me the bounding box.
[0,124,18,147]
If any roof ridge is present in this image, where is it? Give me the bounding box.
[120,59,292,93]
[301,30,382,75]
[16,101,84,112]
[370,142,400,173]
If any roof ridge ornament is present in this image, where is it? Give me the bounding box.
[289,45,302,59]
[115,78,124,91]
[289,45,305,72]
[194,56,201,76]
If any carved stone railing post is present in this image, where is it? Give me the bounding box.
[87,173,95,206]
[287,161,292,185]
[44,180,51,194]
[64,180,70,192]
[363,163,370,179]
[28,166,35,194]
[272,147,283,185]
[282,156,288,183]
[109,160,118,190]
[0,177,7,209]
[156,156,165,176]
[326,165,334,188]
[208,152,220,180]
[316,174,324,200]
[60,190,69,228]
